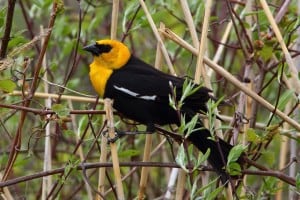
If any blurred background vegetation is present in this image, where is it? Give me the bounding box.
[0,0,299,199]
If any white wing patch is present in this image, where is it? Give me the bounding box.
[113,85,157,101]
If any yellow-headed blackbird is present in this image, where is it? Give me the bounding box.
[84,39,234,182]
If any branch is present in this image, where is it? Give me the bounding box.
[0,161,296,188]
[0,0,16,58]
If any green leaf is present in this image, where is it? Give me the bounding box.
[180,79,202,103]
[0,79,16,93]
[78,115,88,136]
[262,177,279,194]
[197,176,219,194]
[184,114,199,138]
[207,185,224,200]
[195,148,210,170]
[260,45,273,61]
[7,31,28,51]
[61,156,80,184]
[52,104,70,118]
[277,89,295,111]
[227,144,247,165]
[246,128,260,143]
[227,162,242,176]
[199,177,225,199]
[175,144,188,172]
[168,94,176,110]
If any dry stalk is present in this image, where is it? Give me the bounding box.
[110,0,119,40]
[11,91,99,103]
[97,132,109,200]
[137,132,153,199]
[175,170,186,200]
[41,26,52,200]
[194,0,212,87]
[138,0,176,75]
[97,1,121,199]
[193,0,221,185]
[104,99,125,200]
[179,0,199,49]
[159,28,300,132]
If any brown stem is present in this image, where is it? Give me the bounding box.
[19,0,40,52]
[0,0,16,59]
[0,161,296,188]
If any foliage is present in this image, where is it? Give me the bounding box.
[0,0,299,199]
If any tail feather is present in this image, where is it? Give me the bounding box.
[186,122,233,183]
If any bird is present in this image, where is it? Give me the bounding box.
[84,39,237,182]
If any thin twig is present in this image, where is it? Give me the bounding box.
[19,1,40,52]
[0,0,16,59]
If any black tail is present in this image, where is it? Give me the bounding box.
[186,121,233,183]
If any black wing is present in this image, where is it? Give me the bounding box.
[104,56,210,125]
[109,56,184,99]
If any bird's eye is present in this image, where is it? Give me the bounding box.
[84,43,112,56]
[95,44,112,54]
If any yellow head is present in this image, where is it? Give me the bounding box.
[84,39,131,97]
[83,39,131,69]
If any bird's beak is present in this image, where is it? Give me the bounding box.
[83,43,98,55]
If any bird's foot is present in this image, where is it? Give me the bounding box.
[102,128,154,144]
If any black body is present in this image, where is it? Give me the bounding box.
[104,56,233,182]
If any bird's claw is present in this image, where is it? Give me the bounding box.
[102,129,125,144]
[102,128,154,144]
